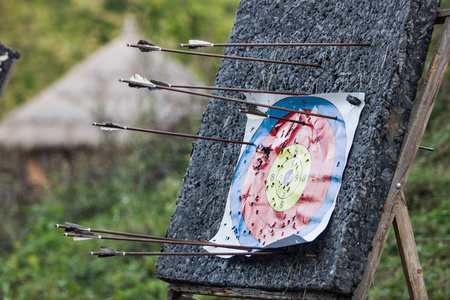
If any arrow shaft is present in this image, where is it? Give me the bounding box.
[90,251,284,257]
[58,224,267,251]
[57,224,176,241]
[92,122,254,146]
[127,43,321,67]
[168,83,308,96]
[239,109,306,125]
[181,42,372,48]
[121,79,336,120]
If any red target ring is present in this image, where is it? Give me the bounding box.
[240,112,336,245]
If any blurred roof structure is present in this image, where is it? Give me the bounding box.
[0,18,205,150]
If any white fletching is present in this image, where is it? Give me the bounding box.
[130,74,149,83]
[100,127,120,131]
[130,74,156,88]
[189,39,213,46]
[73,237,94,241]
[184,40,214,49]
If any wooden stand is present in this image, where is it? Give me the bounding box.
[353,10,450,300]
[166,10,450,300]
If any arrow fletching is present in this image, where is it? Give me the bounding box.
[149,79,171,87]
[100,127,120,132]
[64,232,99,241]
[181,39,214,50]
[61,222,90,232]
[122,74,162,91]
[93,246,125,258]
[134,39,162,52]
[93,121,127,131]
[238,108,267,117]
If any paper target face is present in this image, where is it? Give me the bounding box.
[206,93,364,253]
[229,96,347,247]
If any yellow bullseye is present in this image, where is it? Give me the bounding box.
[265,144,312,212]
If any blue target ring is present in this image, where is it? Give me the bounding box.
[229,96,347,248]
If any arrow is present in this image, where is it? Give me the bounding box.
[56,223,267,251]
[137,79,308,96]
[121,75,338,120]
[90,246,286,258]
[57,222,98,240]
[418,145,434,151]
[64,233,272,252]
[127,40,321,67]
[96,246,123,258]
[92,122,255,146]
[180,39,372,50]
[238,108,306,125]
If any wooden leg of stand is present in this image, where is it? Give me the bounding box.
[167,289,196,300]
[393,198,428,300]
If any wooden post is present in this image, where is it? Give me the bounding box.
[353,12,450,300]
[393,203,426,299]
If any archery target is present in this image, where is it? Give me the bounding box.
[205,93,364,255]
[229,96,347,248]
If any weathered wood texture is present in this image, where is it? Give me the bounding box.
[155,0,439,297]
[166,289,195,300]
[353,15,450,300]
[436,8,450,23]
[168,283,350,300]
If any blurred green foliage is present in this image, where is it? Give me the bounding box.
[0,121,214,299]
[0,0,448,299]
[0,0,239,116]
